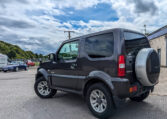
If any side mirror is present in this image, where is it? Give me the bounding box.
[48,53,56,62]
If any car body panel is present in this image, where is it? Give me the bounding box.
[2,61,27,71]
[27,60,35,66]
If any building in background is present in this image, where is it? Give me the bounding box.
[148,25,167,67]
[0,53,8,70]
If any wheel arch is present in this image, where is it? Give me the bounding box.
[36,68,49,81]
[83,78,113,97]
[83,77,116,108]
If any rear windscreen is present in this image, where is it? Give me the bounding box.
[124,32,150,54]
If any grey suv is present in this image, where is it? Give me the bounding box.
[34,28,160,119]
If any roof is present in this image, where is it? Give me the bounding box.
[148,25,167,40]
[64,28,144,43]
[0,53,7,58]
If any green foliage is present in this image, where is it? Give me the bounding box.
[7,51,16,59]
[0,41,45,59]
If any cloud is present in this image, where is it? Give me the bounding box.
[0,17,34,29]
[0,0,166,55]
[0,29,62,54]
[51,0,109,10]
[0,0,28,4]
[130,0,158,15]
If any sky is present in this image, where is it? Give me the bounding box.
[0,0,167,54]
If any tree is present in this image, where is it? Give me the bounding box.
[0,40,45,59]
[7,51,16,59]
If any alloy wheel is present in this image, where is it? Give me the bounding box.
[90,89,107,113]
[37,81,51,96]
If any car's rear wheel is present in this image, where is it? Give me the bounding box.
[130,91,150,102]
[34,77,57,98]
[86,83,114,119]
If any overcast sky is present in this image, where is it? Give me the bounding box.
[0,0,166,54]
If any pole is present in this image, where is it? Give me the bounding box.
[64,31,75,40]
[144,24,146,35]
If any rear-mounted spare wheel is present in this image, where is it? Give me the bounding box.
[135,48,160,86]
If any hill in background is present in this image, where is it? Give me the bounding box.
[0,40,45,59]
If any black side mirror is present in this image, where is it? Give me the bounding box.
[48,53,56,62]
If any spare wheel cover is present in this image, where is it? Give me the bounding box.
[135,48,160,86]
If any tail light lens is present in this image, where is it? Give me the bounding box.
[129,85,138,93]
[118,55,125,77]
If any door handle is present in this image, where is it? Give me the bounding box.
[52,61,57,64]
[70,63,77,69]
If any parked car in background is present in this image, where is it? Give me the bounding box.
[2,61,27,72]
[0,54,8,71]
[26,60,35,67]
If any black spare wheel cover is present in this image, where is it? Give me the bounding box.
[135,48,160,86]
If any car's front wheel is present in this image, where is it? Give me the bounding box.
[3,70,7,72]
[86,83,114,119]
[15,67,19,72]
[34,77,57,98]
[25,67,28,71]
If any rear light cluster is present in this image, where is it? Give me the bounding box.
[118,55,125,77]
[129,85,138,93]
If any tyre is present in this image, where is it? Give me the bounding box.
[86,83,114,119]
[130,91,150,102]
[25,67,28,71]
[135,48,160,86]
[34,77,57,98]
[15,67,19,72]
[3,70,7,72]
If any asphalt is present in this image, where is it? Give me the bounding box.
[0,68,167,119]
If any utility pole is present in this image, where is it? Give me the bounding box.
[64,30,75,40]
[144,24,147,35]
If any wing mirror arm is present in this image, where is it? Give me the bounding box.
[48,53,57,63]
[53,54,58,63]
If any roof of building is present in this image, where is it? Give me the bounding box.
[0,53,7,57]
[148,25,167,40]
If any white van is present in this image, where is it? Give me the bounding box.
[0,54,8,70]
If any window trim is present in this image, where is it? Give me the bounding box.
[57,40,80,62]
[84,32,115,60]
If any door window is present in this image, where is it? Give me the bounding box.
[58,41,79,61]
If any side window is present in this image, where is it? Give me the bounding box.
[58,41,79,61]
[124,32,145,40]
[85,33,114,58]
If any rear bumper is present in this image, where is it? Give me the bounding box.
[111,78,155,99]
[112,78,130,98]
[2,68,15,71]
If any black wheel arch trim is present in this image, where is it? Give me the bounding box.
[84,71,114,94]
[36,68,49,81]
[83,71,130,97]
